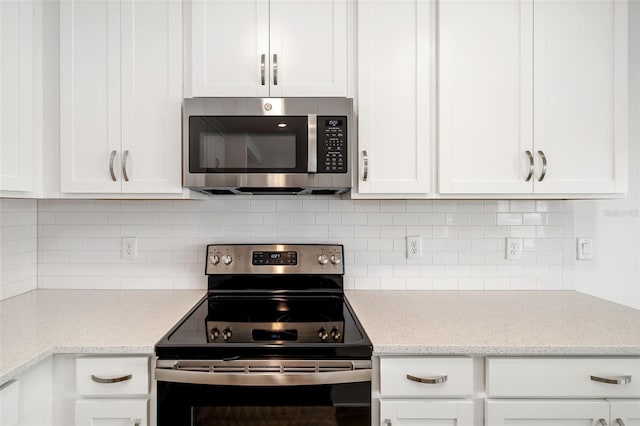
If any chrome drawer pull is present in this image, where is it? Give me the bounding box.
[383,420,392,426]
[525,150,534,182]
[406,374,448,384]
[122,150,130,182]
[133,419,141,426]
[600,420,608,426]
[616,419,626,426]
[273,54,278,85]
[109,150,117,181]
[590,375,632,385]
[260,54,266,86]
[91,373,133,384]
[362,150,368,181]
[537,150,547,181]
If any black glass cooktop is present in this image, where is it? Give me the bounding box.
[155,292,371,360]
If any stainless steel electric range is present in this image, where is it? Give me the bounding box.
[155,244,372,426]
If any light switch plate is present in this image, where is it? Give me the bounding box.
[576,237,593,260]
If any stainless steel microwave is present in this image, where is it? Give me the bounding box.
[183,98,353,195]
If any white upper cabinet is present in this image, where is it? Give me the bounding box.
[438,0,628,196]
[356,0,432,196]
[1,0,37,192]
[60,0,182,194]
[438,0,532,194]
[188,0,347,98]
[533,0,627,194]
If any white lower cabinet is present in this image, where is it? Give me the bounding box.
[378,357,474,426]
[75,399,148,426]
[69,355,151,426]
[485,399,610,425]
[610,400,640,425]
[486,357,640,426]
[381,400,474,425]
[0,357,53,426]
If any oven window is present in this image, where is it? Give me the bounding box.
[157,382,370,426]
[189,116,308,173]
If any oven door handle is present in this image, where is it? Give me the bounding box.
[155,368,371,387]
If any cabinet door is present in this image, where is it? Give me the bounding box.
[75,399,148,426]
[120,0,182,193]
[380,400,473,426]
[190,0,269,97]
[610,400,640,426]
[0,0,34,192]
[269,0,347,97]
[486,400,610,425]
[533,0,628,194]
[357,0,432,195]
[0,380,19,426]
[60,0,122,193]
[438,0,533,194]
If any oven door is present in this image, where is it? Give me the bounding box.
[156,360,371,426]
[188,115,314,174]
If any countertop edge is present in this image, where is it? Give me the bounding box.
[373,345,640,356]
[0,345,154,386]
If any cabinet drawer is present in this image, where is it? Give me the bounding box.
[380,357,473,397]
[76,356,149,396]
[487,357,640,398]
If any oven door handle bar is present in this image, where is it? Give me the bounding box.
[155,367,371,386]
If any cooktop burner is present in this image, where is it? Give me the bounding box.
[155,244,372,360]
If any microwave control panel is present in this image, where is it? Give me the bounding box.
[317,116,347,173]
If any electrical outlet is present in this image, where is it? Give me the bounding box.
[576,237,593,260]
[406,236,422,259]
[122,237,137,260]
[505,238,522,260]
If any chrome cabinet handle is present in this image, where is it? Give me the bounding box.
[273,54,278,85]
[616,419,626,426]
[590,375,632,385]
[260,54,266,86]
[537,150,547,181]
[362,150,368,181]
[109,150,117,181]
[383,420,392,426]
[406,374,448,384]
[91,373,133,384]
[122,150,130,182]
[600,420,608,426]
[132,419,141,426]
[525,150,534,182]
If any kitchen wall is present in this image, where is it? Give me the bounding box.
[0,199,38,300]
[571,0,640,310]
[37,199,573,291]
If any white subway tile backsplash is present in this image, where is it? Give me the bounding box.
[20,198,573,292]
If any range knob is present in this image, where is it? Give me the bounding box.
[209,328,220,341]
[318,327,329,341]
[330,254,342,265]
[222,328,232,341]
[330,328,342,341]
[209,255,220,265]
[221,254,233,265]
[317,254,329,265]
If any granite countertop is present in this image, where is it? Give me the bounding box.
[0,289,205,385]
[2,289,639,385]
[346,290,640,356]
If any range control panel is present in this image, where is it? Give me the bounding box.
[206,244,344,275]
[317,116,347,173]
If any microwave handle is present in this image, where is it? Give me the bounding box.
[308,114,317,173]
